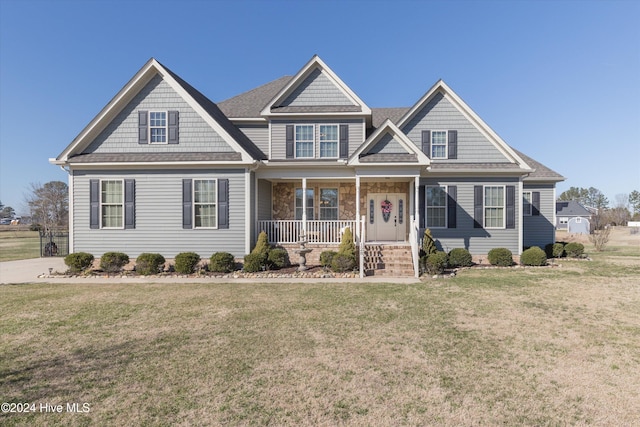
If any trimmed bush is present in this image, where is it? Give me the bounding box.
[564,242,585,258]
[135,253,165,275]
[545,242,565,258]
[209,252,236,273]
[100,251,130,273]
[520,246,547,266]
[488,248,513,267]
[174,252,201,274]
[268,248,289,269]
[64,252,94,273]
[320,250,337,268]
[426,251,448,275]
[338,227,356,259]
[448,248,473,268]
[252,231,271,261]
[331,252,356,272]
[243,252,263,273]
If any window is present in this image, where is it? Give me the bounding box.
[194,179,217,228]
[319,188,338,220]
[319,125,338,158]
[426,186,447,228]
[523,191,532,216]
[149,111,167,143]
[559,217,568,225]
[295,188,314,220]
[295,125,314,158]
[484,186,505,228]
[101,180,123,228]
[431,131,447,159]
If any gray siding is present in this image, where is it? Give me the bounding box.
[257,179,272,221]
[72,168,247,258]
[279,68,354,107]
[420,177,520,255]
[237,124,269,157]
[368,133,408,154]
[403,92,510,163]
[84,75,235,154]
[271,119,363,160]
[523,184,556,248]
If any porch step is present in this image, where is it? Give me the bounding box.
[363,244,415,277]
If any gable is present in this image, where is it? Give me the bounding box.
[83,75,235,155]
[277,68,355,108]
[367,133,411,155]
[350,119,429,166]
[402,92,510,163]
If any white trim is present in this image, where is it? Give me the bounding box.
[318,187,339,220]
[425,185,448,229]
[522,190,533,216]
[100,179,125,229]
[260,55,371,117]
[192,178,218,229]
[148,110,168,144]
[483,185,506,229]
[518,180,524,255]
[430,130,448,159]
[294,124,315,159]
[69,172,74,253]
[247,170,254,254]
[318,124,340,159]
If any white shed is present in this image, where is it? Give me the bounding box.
[567,216,590,235]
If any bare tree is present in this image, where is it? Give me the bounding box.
[25,181,69,231]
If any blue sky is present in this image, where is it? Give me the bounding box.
[1,0,638,214]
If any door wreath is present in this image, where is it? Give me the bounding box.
[381,198,393,223]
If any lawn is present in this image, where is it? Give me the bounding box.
[0,229,40,261]
[1,244,639,426]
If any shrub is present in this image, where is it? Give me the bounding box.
[174,252,201,274]
[135,253,165,275]
[426,251,448,275]
[209,252,236,273]
[64,252,94,273]
[331,252,356,272]
[488,248,513,267]
[320,250,337,267]
[252,231,271,262]
[422,228,437,256]
[589,227,611,252]
[100,251,130,273]
[546,242,565,258]
[564,242,585,258]
[520,246,547,266]
[268,248,289,269]
[243,252,263,273]
[338,227,356,259]
[448,248,473,268]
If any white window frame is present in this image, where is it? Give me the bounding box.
[319,188,339,220]
[100,179,124,229]
[425,185,448,228]
[193,179,218,229]
[523,191,532,216]
[295,188,314,220]
[484,185,506,229]
[431,130,448,159]
[149,111,168,144]
[295,124,315,159]
[559,217,568,225]
[319,124,339,159]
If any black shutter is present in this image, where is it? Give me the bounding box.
[506,185,516,229]
[339,124,349,158]
[447,185,457,228]
[421,130,431,158]
[90,179,100,229]
[182,179,192,229]
[124,179,135,229]
[286,125,294,159]
[532,191,541,216]
[418,185,425,228]
[138,111,148,144]
[168,110,179,144]
[474,185,483,228]
[218,179,229,229]
[448,130,458,159]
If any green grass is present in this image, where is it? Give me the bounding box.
[1,252,639,426]
[0,230,40,261]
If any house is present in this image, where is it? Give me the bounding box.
[556,200,593,234]
[51,56,564,277]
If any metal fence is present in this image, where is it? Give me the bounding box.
[39,231,69,257]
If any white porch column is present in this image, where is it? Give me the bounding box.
[414,175,420,228]
[301,178,307,235]
[355,175,361,241]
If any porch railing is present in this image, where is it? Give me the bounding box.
[257,220,358,244]
[409,215,419,278]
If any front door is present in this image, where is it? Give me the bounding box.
[367,193,405,242]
